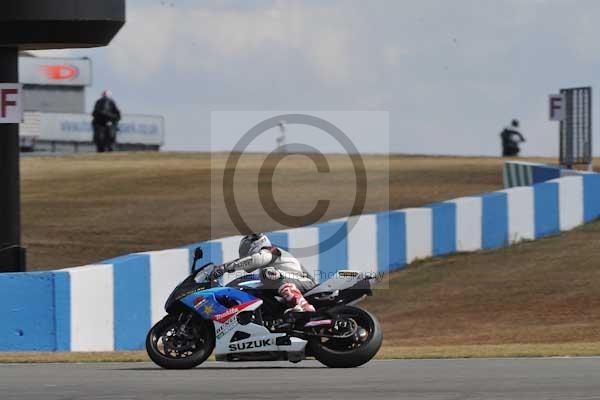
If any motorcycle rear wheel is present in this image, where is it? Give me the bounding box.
[146,313,215,369]
[308,306,382,368]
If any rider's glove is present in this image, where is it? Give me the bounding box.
[213,263,235,279]
[213,265,227,279]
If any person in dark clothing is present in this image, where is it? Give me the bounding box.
[500,119,525,157]
[92,90,121,153]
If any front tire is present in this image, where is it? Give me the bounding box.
[309,306,382,368]
[146,313,215,369]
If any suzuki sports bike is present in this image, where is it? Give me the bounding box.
[146,248,382,368]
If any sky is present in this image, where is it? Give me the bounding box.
[32,0,600,157]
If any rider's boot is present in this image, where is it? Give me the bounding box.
[279,282,316,313]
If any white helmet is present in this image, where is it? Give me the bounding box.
[239,233,271,258]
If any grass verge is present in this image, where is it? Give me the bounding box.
[377,342,600,359]
[3,343,600,363]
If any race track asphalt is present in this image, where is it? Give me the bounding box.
[2,358,600,400]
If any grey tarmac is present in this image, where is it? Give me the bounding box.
[2,358,600,400]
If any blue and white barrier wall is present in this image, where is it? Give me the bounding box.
[504,160,594,188]
[2,170,600,351]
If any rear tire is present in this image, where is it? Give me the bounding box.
[146,313,215,369]
[309,306,382,368]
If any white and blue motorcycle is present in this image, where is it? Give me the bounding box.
[146,248,383,368]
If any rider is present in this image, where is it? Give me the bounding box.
[214,233,316,312]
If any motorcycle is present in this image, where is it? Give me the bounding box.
[146,248,383,369]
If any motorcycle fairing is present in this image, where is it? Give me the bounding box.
[179,285,307,358]
[305,270,372,296]
[180,286,259,321]
[214,318,307,357]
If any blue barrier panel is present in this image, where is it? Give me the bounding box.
[376,211,406,272]
[583,174,600,222]
[427,203,456,256]
[53,272,71,351]
[534,182,560,238]
[185,241,223,270]
[481,192,508,249]
[0,272,56,351]
[532,165,561,184]
[318,221,348,282]
[111,255,151,351]
[267,231,289,250]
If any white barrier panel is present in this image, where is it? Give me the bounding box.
[219,235,244,262]
[447,197,482,252]
[217,235,244,284]
[403,208,432,263]
[148,249,190,325]
[561,169,594,177]
[346,214,377,274]
[285,227,320,281]
[67,265,114,351]
[550,176,584,231]
[501,186,535,243]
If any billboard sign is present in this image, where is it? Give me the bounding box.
[19,57,92,87]
[39,113,165,146]
[0,83,23,124]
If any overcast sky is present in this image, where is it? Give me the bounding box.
[33,0,600,156]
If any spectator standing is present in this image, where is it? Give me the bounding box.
[500,119,525,157]
[92,90,121,152]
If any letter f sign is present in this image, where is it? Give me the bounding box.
[549,94,565,121]
[0,84,23,123]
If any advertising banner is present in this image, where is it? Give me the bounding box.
[38,113,165,145]
[19,57,92,87]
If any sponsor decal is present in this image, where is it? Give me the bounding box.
[228,339,272,352]
[202,304,215,316]
[338,271,360,278]
[215,316,238,339]
[58,120,161,135]
[193,296,206,310]
[212,299,261,323]
[40,64,79,81]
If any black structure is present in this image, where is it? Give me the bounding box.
[559,87,593,169]
[0,0,125,272]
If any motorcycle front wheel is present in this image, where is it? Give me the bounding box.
[308,306,382,368]
[146,312,215,369]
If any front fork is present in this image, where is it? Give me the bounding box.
[176,312,194,338]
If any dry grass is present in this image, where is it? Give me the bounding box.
[363,220,600,347]
[377,342,600,359]
[4,342,600,363]
[16,152,600,358]
[0,351,150,364]
[22,152,517,270]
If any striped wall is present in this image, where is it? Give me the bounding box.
[2,168,600,352]
[503,160,594,188]
[504,161,536,187]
